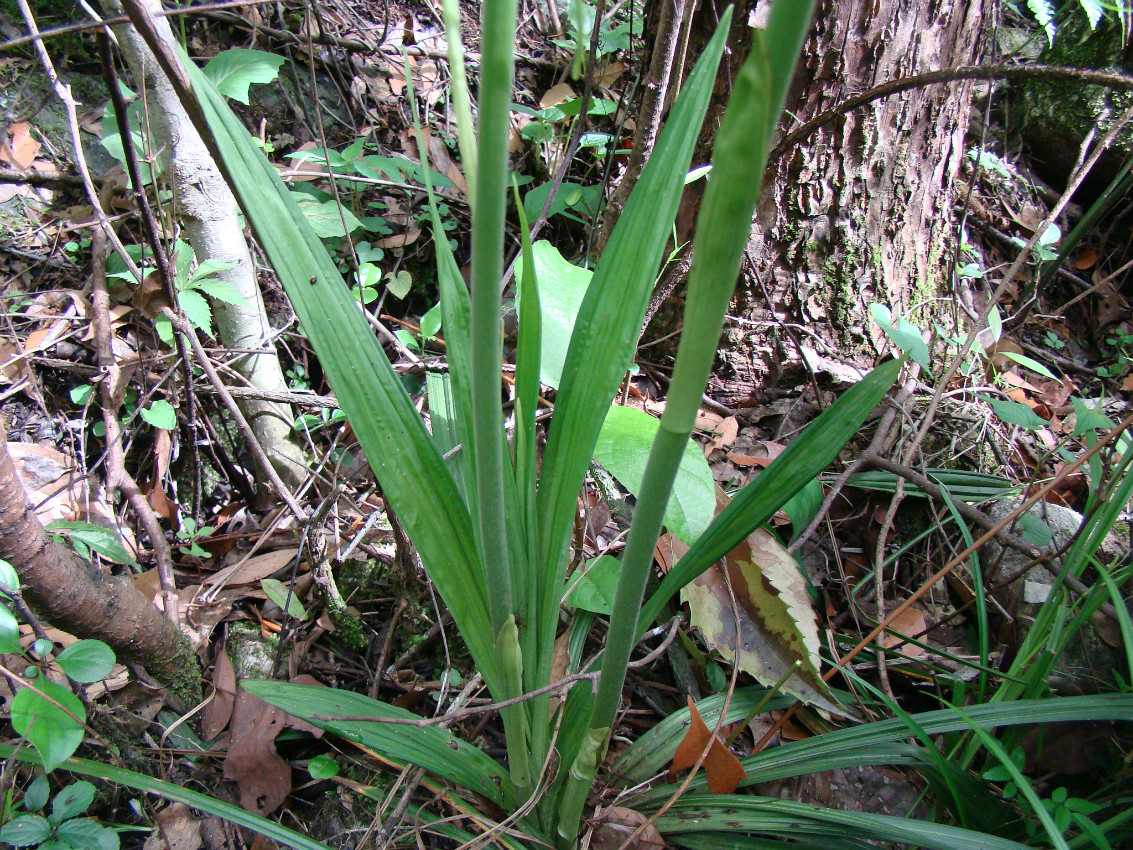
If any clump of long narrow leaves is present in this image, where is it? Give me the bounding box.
[115,0,1128,847]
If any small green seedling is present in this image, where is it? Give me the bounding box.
[175,517,213,559]
[0,562,116,774]
[0,778,120,850]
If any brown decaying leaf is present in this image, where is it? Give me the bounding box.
[202,647,237,741]
[2,122,41,169]
[879,605,927,659]
[668,697,746,794]
[540,82,576,109]
[1071,246,1098,270]
[205,548,299,587]
[142,803,203,850]
[223,690,293,815]
[590,806,667,850]
[680,487,850,717]
[222,681,323,816]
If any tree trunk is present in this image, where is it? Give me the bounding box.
[0,425,200,704]
[103,0,308,493]
[718,0,988,400]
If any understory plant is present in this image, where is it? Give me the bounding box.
[110,0,1133,847]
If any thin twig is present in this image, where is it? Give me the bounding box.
[162,309,309,522]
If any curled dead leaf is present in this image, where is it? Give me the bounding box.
[668,697,746,794]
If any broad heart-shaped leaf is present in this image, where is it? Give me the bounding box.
[54,641,115,684]
[202,48,285,105]
[564,555,620,614]
[11,680,86,772]
[293,197,362,238]
[140,399,177,430]
[513,240,592,389]
[677,488,848,718]
[243,681,514,808]
[593,406,714,544]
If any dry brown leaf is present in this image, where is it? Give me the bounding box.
[594,61,625,89]
[2,122,41,169]
[0,339,28,384]
[374,229,421,249]
[205,549,299,587]
[1071,246,1098,270]
[202,647,237,741]
[703,415,739,456]
[223,690,293,815]
[590,806,666,850]
[880,605,927,659]
[142,803,203,850]
[682,488,849,717]
[540,82,576,109]
[668,697,746,794]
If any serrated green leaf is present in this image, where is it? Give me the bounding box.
[154,315,174,345]
[51,780,95,821]
[56,817,119,850]
[11,681,86,772]
[564,555,620,614]
[260,578,307,619]
[0,814,50,847]
[202,48,285,105]
[55,641,115,684]
[178,289,213,338]
[592,406,714,544]
[192,278,253,310]
[140,400,177,430]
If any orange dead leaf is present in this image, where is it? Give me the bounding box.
[2,122,41,169]
[1071,246,1098,270]
[880,605,927,659]
[668,697,746,794]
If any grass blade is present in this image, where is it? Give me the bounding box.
[244,680,515,807]
[179,54,502,692]
[639,357,903,631]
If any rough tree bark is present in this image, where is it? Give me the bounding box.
[715,0,989,400]
[0,425,199,703]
